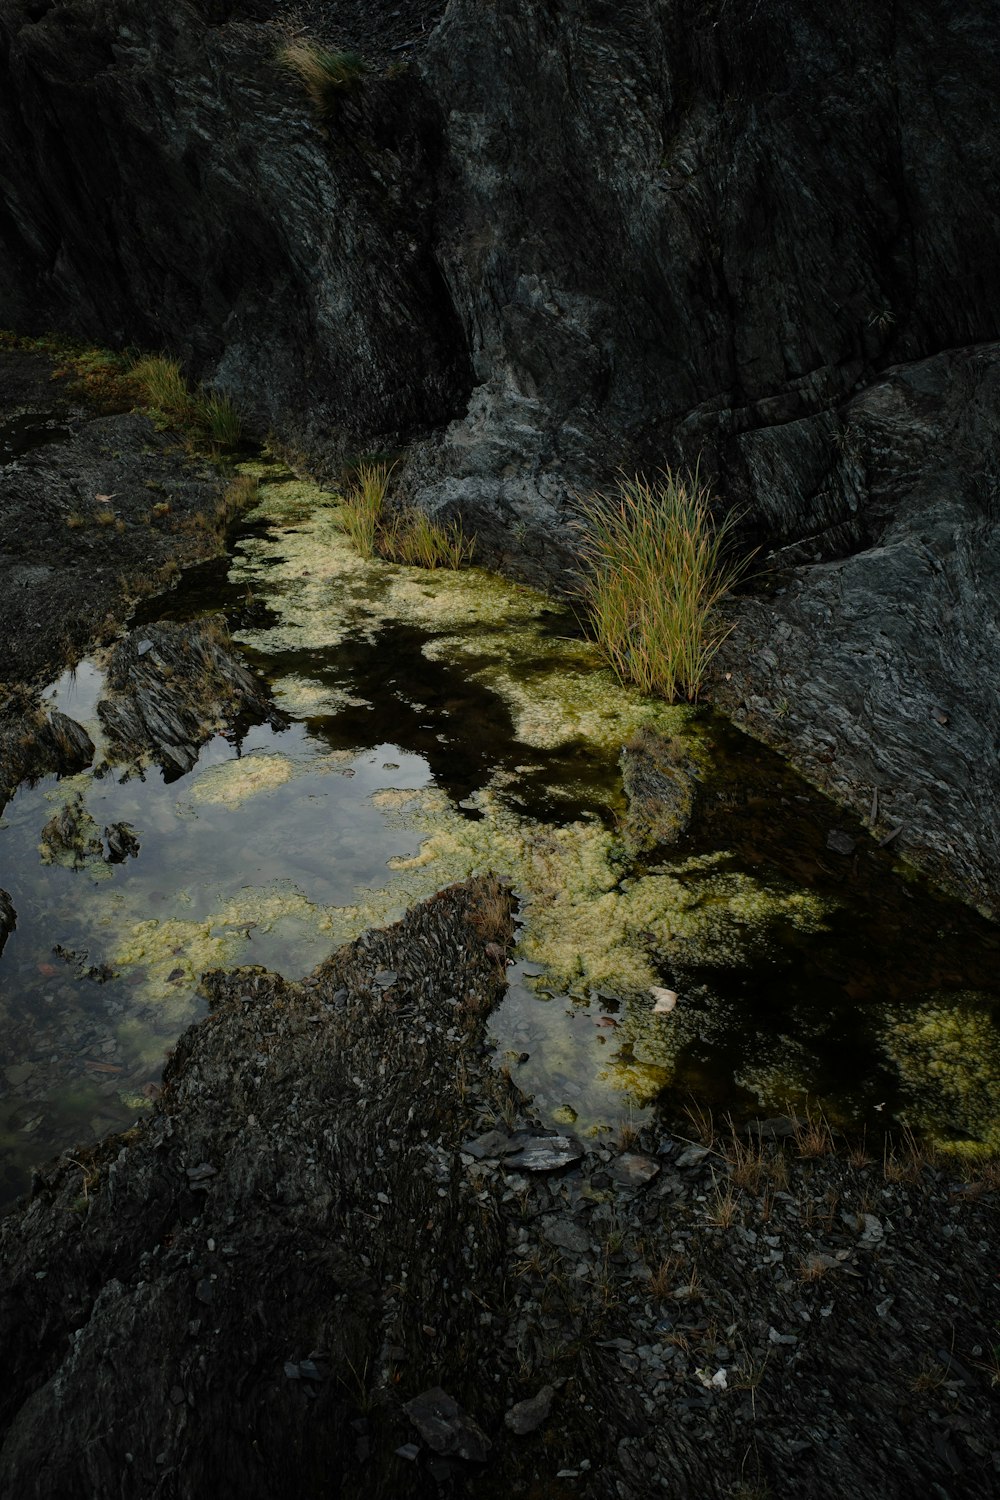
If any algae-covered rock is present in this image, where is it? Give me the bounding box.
[39,794,103,870]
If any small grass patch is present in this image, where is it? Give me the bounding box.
[278,40,367,115]
[198,389,244,449]
[130,354,190,418]
[337,461,474,570]
[575,468,751,703]
[380,507,474,570]
[339,461,391,558]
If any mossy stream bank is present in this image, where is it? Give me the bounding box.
[0,372,998,1500]
[2,456,1000,1214]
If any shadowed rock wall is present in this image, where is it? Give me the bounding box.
[1,0,999,902]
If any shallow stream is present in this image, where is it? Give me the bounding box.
[2,460,999,1204]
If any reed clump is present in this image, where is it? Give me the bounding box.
[575,468,751,703]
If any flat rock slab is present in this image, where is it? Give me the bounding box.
[403,1386,491,1462]
[503,1135,584,1173]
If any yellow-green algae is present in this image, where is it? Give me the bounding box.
[186,753,296,808]
[881,991,1000,1156]
[109,882,336,1002]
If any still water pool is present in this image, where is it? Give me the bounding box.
[1,463,998,1204]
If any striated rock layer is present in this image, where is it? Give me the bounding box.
[1,0,999,900]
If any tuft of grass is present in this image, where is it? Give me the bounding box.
[705,1173,741,1228]
[380,507,474,570]
[647,1255,682,1301]
[197,389,244,450]
[278,40,367,115]
[130,355,191,418]
[468,873,514,946]
[339,461,391,558]
[219,473,259,523]
[574,468,751,703]
[792,1105,835,1159]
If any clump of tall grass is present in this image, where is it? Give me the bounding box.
[278,40,367,115]
[129,354,244,450]
[199,390,244,449]
[575,468,750,703]
[130,355,190,418]
[338,462,473,570]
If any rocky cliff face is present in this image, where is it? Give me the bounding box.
[1,0,998,901]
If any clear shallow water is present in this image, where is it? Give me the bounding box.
[1,463,998,1204]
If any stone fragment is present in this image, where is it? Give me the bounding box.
[610,1153,660,1189]
[462,1129,515,1160]
[402,1387,491,1462]
[504,1384,554,1435]
[542,1217,591,1254]
[826,829,856,856]
[675,1145,710,1169]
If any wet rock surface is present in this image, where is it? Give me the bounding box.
[1,878,997,1499]
[97,618,281,778]
[0,888,14,956]
[0,348,258,813]
[716,344,1000,913]
[0,350,230,690]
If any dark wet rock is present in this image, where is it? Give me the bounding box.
[504,1384,554,1437]
[717,345,1000,913]
[103,822,139,863]
[0,351,236,693]
[503,1135,584,1173]
[610,1154,661,1190]
[826,830,857,857]
[41,711,94,775]
[0,699,94,812]
[620,730,696,855]
[97,617,280,778]
[0,890,15,957]
[402,1387,491,1463]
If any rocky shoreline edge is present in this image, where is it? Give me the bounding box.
[1,876,997,1498]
